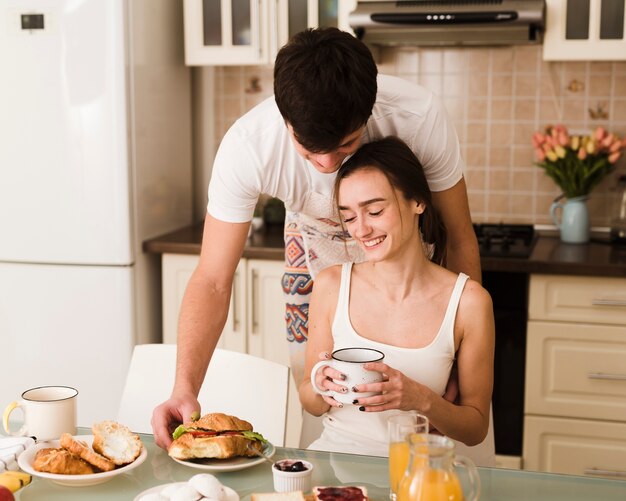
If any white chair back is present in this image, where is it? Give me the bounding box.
[117,344,290,446]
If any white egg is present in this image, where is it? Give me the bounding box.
[161,483,182,498]
[139,494,168,501]
[188,474,225,500]
[170,484,203,501]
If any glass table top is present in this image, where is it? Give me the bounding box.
[12,432,626,500]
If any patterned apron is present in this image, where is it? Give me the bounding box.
[282,191,365,386]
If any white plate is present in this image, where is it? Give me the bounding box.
[17,434,147,487]
[171,442,275,472]
[133,482,239,501]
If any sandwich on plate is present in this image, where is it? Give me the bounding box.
[168,412,267,460]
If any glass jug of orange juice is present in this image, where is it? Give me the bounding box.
[397,434,480,501]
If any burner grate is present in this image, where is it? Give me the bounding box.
[473,224,537,258]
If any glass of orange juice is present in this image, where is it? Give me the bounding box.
[396,434,480,501]
[388,412,429,501]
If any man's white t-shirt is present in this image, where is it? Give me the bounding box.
[207,74,464,223]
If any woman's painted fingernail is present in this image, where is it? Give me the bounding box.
[320,351,330,359]
[338,404,343,408]
[352,386,359,393]
[359,406,365,412]
[341,387,348,393]
[325,376,333,381]
[340,374,347,381]
[352,399,358,405]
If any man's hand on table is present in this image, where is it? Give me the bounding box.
[151,393,200,449]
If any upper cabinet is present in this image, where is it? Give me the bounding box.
[543,0,626,60]
[183,0,356,66]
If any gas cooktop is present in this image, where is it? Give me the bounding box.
[473,224,537,258]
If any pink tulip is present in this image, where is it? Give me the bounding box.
[532,132,545,148]
[578,147,587,160]
[609,151,621,164]
[602,134,615,148]
[594,126,607,141]
[543,142,553,153]
[558,132,569,147]
[535,148,546,161]
[609,139,622,153]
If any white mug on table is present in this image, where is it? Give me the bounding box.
[2,385,78,441]
[310,347,385,404]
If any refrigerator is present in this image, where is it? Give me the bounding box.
[0,0,193,425]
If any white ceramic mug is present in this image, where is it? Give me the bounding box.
[2,386,78,441]
[310,347,385,404]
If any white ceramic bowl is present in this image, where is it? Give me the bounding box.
[272,459,314,493]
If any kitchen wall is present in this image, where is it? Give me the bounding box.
[206,45,626,228]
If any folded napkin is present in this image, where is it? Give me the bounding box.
[0,437,35,472]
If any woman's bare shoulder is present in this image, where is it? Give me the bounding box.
[315,264,343,285]
[456,278,494,336]
[461,278,493,309]
[312,265,343,302]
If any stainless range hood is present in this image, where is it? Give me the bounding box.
[349,0,546,47]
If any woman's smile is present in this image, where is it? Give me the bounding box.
[362,236,386,248]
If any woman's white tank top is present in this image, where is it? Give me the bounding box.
[308,262,469,457]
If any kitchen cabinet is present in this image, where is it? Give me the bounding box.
[161,253,302,447]
[523,274,626,478]
[524,416,626,480]
[183,0,356,66]
[543,0,626,60]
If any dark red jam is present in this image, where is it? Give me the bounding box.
[274,460,308,472]
[315,487,366,501]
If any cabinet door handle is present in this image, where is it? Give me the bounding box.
[588,372,626,381]
[584,468,626,478]
[232,270,239,331]
[251,269,259,334]
[591,298,626,306]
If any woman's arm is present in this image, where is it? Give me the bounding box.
[426,281,494,444]
[356,280,495,446]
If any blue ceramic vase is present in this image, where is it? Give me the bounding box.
[550,196,590,244]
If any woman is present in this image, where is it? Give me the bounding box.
[299,137,495,461]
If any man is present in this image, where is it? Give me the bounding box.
[152,28,480,449]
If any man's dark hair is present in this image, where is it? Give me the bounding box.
[334,137,448,266]
[274,27,377,153]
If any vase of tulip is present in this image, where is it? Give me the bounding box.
[550,195,590,243]
[532,125,626,243]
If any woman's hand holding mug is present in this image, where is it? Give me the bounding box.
[310,347,385,406]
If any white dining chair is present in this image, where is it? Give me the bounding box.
[116,344,290,446]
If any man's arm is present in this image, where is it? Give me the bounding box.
[152,214,250,448]
[431,177,481,283]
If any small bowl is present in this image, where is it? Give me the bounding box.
[272,459,314,493]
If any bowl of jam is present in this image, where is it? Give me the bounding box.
[272,459,313,493]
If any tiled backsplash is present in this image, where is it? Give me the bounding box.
[211,46,626,227]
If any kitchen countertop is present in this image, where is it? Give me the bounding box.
[144,222,626,277]
[144,222,286,261]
